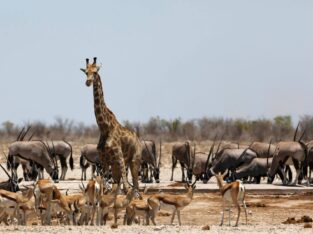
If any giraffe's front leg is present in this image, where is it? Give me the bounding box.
[113,148,129,192]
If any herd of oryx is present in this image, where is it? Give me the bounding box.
[0,122,310,227]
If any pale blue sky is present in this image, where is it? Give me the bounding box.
[1,1,312,125]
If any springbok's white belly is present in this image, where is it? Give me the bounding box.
[160,201,176,211]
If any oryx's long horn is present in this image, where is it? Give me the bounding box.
[0,163,11,179]
[299,128,306,142]
[16,127,25,141]
[28,128,36,141]
[205,137,216,171]
[93,57,97,64]
[294,122,300,141]
[21,125,31,141]
[191,178,197,187]
[158,139,162,168]
[127,180,134,188]
[215,133,225,154]
[81,181,86,190]
[192,143,196,170]
[86,58,89,66]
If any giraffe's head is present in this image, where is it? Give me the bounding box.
[80,57,101,87]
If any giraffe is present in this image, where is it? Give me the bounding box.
[80,57,142,192]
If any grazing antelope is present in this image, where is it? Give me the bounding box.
[46,140,74,180]
[97,183,119,225]
[8,141,59,182]
[170,142,194,182]
[0,185,34,225]
[112,188,137,227]
[141,140,161,183]
[80,144,101,180]
[207,147,257,181]
[147,180,196,226]
[215,173,247,226]
[34,179,74,225]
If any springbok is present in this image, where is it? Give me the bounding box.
[111,188,137,227]
[215,173,247,226]
[141,140,161,183]
[8,141,59,182]
[147,180,196,226]
[46,140,74,180]
[170,141,194,182]
[35,179,76,225]
[0,185,34,225]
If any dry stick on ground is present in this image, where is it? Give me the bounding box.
[147,180,197,226]
[215,172,247,226]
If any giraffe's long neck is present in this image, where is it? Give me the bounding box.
[93,73,115,136]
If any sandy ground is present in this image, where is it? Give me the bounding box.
[0,141,313,233]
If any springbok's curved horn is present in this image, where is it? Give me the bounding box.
[86,58,89,66]
[294,122,300,141]
[93,57,97,64]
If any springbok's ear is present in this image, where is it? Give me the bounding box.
[80,68,86,73]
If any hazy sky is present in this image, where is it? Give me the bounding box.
[1,1,312,126]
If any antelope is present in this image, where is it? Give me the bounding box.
[0,185,34,225]
[80,144,101,180]
[8,141,59,182]
[191,142,215,183]
[147,180,196,226]
[7,156,40,181]
[170,141,194,182]
[233,157,285,183]
[112,188,137,227]
[267,124,307,185]
[215,173,247,226]
[124,198,152,226]
[46,140,74,180]
[123,186,152,226]
[79,176,108,225]
[34,179,74,225]
[97,183,119,225]
[141,140,161,183]
[207,147,257,181]
[305,140,313,184]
